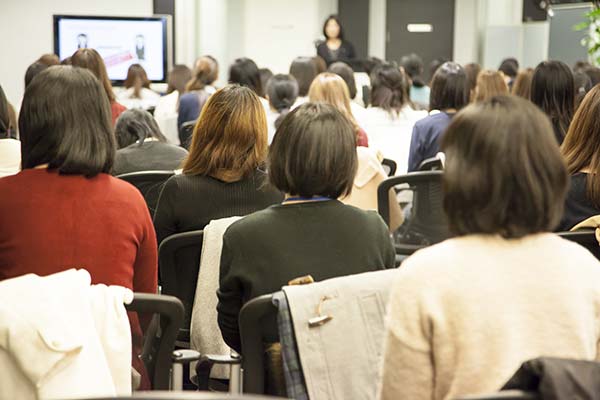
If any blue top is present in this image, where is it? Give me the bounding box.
[410,85,430,109]
[177,91,211,132]
[407,112,453,172]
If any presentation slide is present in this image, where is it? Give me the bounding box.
[56,17,165,81]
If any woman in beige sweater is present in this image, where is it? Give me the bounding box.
[377,95,600,400]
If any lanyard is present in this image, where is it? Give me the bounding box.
[282,196,332,204]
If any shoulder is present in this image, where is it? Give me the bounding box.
[179,93,198,105]
[223,206,279,238]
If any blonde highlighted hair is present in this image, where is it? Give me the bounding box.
[308,72,360,132]
[474,70,509,102]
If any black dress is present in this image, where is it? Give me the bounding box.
[316,40,356,66]
[557,173,600,231]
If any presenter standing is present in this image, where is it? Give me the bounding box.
[316,15,356,66]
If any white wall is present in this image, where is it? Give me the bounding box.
[0,0,153,109]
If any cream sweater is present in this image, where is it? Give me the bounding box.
[377,233,600,400]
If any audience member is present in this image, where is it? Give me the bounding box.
[265,74,299,143]
[573,60,591,73]
[583,66,600,87]
[511,68,533,99]
[153,85,283,244]
[400,53,430,109]
[178,56,218,132]
[316,15,356,66]
[408,62,469,172]
[259,67,274,98]
[463,62,481,100]
[0,66,157,387]
[313,56,327,74]
[559,85,600,230]
[37,53,60,66]
[24,62,49,88]
[118,64,160,110]
[154,64,192,145]
[290,56,318,105]
[473,69,509,102]
[0,84,20,178]
[378,95,600,400]
[498,57,519,89]
[428,58,448,84]
[573,70,593,109]
[217,102,395,352]
[327,61,366,119]
[229,57,271,113]
[70,48,126,124]
[113,109,188,175]
[359,63,427,174]
[531,60,575,144]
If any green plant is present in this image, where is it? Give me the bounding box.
[575,2,600,65]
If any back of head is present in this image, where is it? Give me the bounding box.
[498,57,519,79]
[574,71,593,100]
[115,108,166,149]
[429,58,448,83]
[328,62,357,99]
[267,74,299,128]
[399,53,425,87]
[182,85,267,181]
[25,62,49,88]
[583,66,600,87]
[308,73,356,127]
[269,102,357,199]
[429,61,469,112]
[70,48,115,102]
[259,68,274,97]
[228,57,263,97]
[167,64,192,95]
[313,56,327,74]
[441,95,567,238]
[0,85,11,138]
[364,57,383,77]
[531,60,575,139]
[463,62,481,93]
[37,53,60,66]
[187,56,218,92]
[19,66,115,177]
[511,68,534,99]
[289,57,318,97]
[370,63,410,114]
[574,60,591,73]
[563,85,600,206]
[124,64,151,98]
[474,70,509,102]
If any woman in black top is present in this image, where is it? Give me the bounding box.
[153,85,283,244]
[558,85,600,231]
[217,103,396,352]
[316,15,356,66]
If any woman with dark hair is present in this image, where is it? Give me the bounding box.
[70,48,127,125]
[229,57,263,96]
[328,61,366,120]
[153,85,283,244]
[407,61,469,172]
[217,102,395,352]
[154,64,192,145]
[113,109,188,175]
[119,63,160,110]
[259,68,274,98]
[473,69,508,102]
[559,85,600,230]
[573,70,593,110]
[511,68,534,99]
[178,56,219,132]
[0,66,157,388]
[498,57,519,89]
[289,57,318,105]
[359,63,427,174]
[316,15,356,66]
[378,95,600,400]
[463,62,481,100]
[400,53,430,109]
[531,60,575,144]
[265,74,299,143]
[0,84,20,177]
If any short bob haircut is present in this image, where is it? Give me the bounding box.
[429,61,469,112]
[19,66,115,177]
[269,102,357,199]
[498,57,519,79]
[229,57,263,97]
[322,14,344,40]
[182,84,268,182]
[441,95,568,238]
[328,61,357,99]
[290,57,318,97]
[115,108,167,149]
[70,48,116,102]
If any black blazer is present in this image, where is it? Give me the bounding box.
[316,40,356,66]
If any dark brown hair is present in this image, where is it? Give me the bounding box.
[441,95,568,238]
[429,62,469,112]
[19,66,115,177]
[562,85,600,207]
[511,68,534,99]
[463,62,481,94]
[370,63,410,114]
[269,102,357,198]
[123,64,151,99]
[229,58,263,97]
[115,108,167,149]
[166,64,192,96]
[186,56,218,92]
[182,85,267,182]
[0,85,11,138]
[328,61,357,99]
[290,57,318,97]
[70,48,116,102]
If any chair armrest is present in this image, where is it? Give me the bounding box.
[195,353,242,390]
[172,349,202,364]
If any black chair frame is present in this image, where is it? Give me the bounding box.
[455,390,538,400]
[557,229,600,260]
[117,170,175,216]
[381,158,397,176]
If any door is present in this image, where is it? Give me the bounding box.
[386,0,455,81]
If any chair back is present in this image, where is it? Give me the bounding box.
[117,171,175,216]
[381,158,397,176]
[557,229,600,260]
[419,156,444,171]
[84,392,289,399]
[454,391,538,399]
[378,171,450,255]
[125,293,185,390]
[179,120,196,149]
[158,230,204,343]
[239,294,279,394]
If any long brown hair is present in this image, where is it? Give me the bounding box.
[511,68,533,99]
[182,85,267,182]
[70,48,116,102]
[186,56,218,92]
[474,70,508,102]
[123,64,151,99]
[562,85,600,207]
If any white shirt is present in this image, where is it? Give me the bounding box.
[117,88,161,110]
[0,138,21,178]
[154,91,180,145]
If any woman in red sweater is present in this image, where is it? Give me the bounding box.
[0,66,157,387]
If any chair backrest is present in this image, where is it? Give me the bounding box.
[557,229,600,260]
[125,293,185,390]
[454,390,538,400]
[419,156,444,171]
[378,171,450,254]
[84,392,289,399]
[158,230,204,342]
[239,294,279,394]
[381,158,397,176]
[117,170,175,216]
[179,120,196,149]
